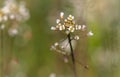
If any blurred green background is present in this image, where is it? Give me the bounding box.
[0,0,120,77]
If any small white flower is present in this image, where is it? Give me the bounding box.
[71,15,74,20]
[82,25,86,30]
[59,26,63,31]
[56,19,60,24]
[60,12,64,18]
[54,42,59,46]
[51,26,56,30]
[62,25,65,30]
[68,26,75,32]
[9,14,15,20]
[68,15,74,20]
[71,28,75,32]
[78,25,81,30]
[8,28,18,36]
[64,19,67,22]
[74,36,79,40]
[76,25,81,30]
[87,31,94,36]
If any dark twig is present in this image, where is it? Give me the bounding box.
[67,33,77,77]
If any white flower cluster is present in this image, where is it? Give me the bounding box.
[51,12,89,34]
[0,0,30,36]
[50,12,93,55]
[0,0,29,22]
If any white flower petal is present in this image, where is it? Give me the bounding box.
[59,26,63,31]
[54,42,59,46]
[76,25,81,30]
[82,25,86,30]
[87,31,94,36]
[60,12,64,18]
[9,14,15,19]
[56,19,60,24]
[8,29,18,36]
[74,36,79,40]
[51,26,56,30]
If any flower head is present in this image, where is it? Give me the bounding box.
[0,0,30,37]
[50,12,93,56]
[51,12,87,34]
[1,0,30,21]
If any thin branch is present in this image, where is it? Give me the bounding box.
[67,33,77,77]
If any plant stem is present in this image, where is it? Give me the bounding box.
[67,33,77,77]
[0,29,4,77]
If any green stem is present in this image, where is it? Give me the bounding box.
[0,29,4,77]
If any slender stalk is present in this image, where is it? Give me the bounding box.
[0,29,4,77]
[0,29,1,77]
[67,33,77,77]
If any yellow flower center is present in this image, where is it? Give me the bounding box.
[64,20,75,27]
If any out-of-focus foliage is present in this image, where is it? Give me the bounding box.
[0,0,120,77]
